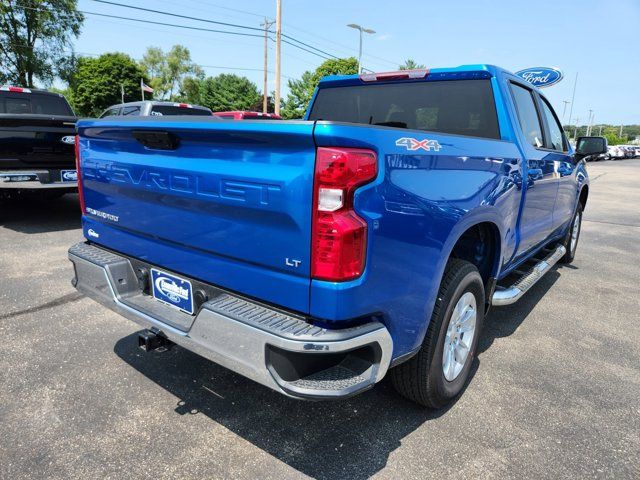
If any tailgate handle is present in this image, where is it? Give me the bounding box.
[132,130,180,150]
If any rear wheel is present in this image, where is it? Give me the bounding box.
[560,203,583,264]
[391,259,484,408]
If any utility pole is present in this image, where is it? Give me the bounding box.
[274,0,282,116]
[587,109,593,136]
[261,17,275,113]
[619,124,624,138]
[573,117,580,141]
[568,72,578,137]
[598,125,602,136]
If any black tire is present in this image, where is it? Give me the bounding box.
[560,203,583,264]
[391,259,485,408]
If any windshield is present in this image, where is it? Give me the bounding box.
[308,79,500,139]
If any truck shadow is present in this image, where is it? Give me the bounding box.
[114,333,477,479]
[0,194,81,234]
[112,266,565,479]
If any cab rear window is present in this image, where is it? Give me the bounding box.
[151,106,212,116]
[0,92,74,116]
[308,79,500,139]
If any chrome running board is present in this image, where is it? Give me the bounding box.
[492,244,566,306]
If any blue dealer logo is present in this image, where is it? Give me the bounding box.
[150,269,194,314]
[514,67,563,88]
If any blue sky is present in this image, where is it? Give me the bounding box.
[72,0,640,124]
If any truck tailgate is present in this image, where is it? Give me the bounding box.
[78,118,316,313]
[0,115,76,169]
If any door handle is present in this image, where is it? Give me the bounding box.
[527,168,543,181]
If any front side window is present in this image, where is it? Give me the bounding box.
[510,83,544,148]
[540,98,566,151]
[100,107,119,118]
[308,79,500,139]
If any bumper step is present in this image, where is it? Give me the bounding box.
[68,242,393,399]
[492,244,566,306]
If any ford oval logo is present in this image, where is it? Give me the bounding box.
[514,67,563,88]
[61,135,75,145]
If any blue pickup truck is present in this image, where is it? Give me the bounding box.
[68,65,606,408]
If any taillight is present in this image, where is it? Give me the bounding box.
[75,135,85,214]
[311,147,377,281]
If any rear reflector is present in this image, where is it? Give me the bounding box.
[75,135,86,214]
[360,69,429,82]
[312,147,377,281]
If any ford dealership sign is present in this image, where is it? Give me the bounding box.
[514,67,563,88]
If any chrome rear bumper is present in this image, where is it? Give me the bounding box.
[68,242,393,399]
[0,170,77,189]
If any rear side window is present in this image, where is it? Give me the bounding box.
[0,92,73,115]
[308,79,500,139]
[539,98,566,151]
[151,106,212,116]
[510,83,543,148]
[121,106,141,116]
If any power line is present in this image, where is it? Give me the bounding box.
[10,1,381,78]
[159,0,401,67]
[87,0,338,60]
[89,0,266,33]
[82,10,266,38]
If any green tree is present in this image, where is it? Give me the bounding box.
[71,53,147,116]
[0,0,83,87]
[140,45,203,100]
[281,57,358,119]
[603,133,624,146]
[399,59,425,70]
[199,74,261,112]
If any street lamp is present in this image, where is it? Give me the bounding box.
[347,23,376,74]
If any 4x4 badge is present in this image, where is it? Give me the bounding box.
[395,137,441,152]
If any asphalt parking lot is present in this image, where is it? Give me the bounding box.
[1,159,638,480]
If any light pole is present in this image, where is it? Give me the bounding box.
[567,72,578,137]
[347,23,376,74]
[561,100,570,124]
[587,109,594,136]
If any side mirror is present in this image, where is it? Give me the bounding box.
[576,136,608,156]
